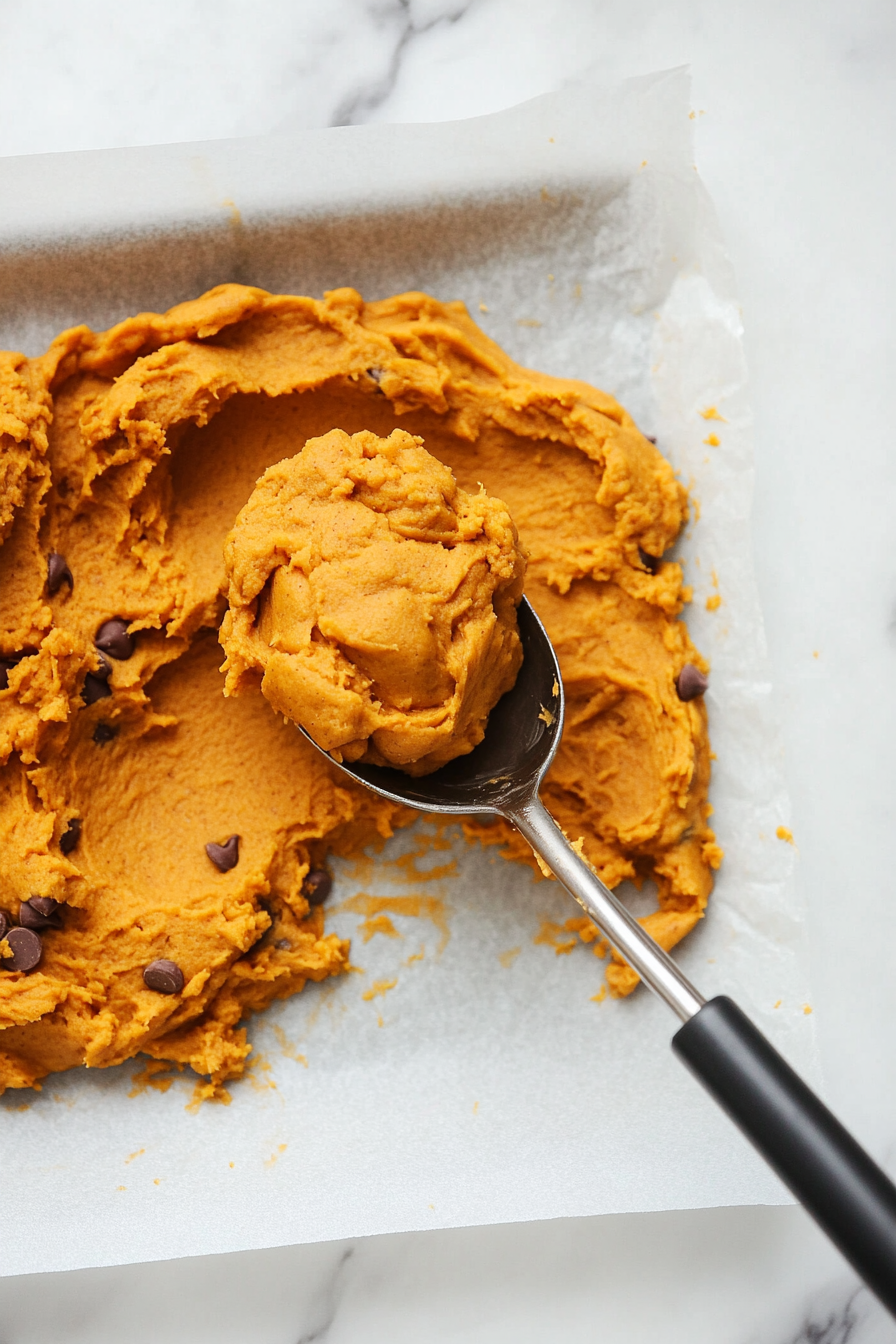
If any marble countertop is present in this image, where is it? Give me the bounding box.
[1,0,895,1339]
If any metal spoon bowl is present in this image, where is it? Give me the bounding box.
[329,597,564,817]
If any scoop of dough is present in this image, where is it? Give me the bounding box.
[222,428,526,775]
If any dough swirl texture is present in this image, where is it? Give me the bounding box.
[0,284,720,1097]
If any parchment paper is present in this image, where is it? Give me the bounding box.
[0,68,815,1275]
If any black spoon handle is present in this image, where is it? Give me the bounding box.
[673,996,896,1316]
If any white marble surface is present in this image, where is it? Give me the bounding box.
[0,0,895,1339]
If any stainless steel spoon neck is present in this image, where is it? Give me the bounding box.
[507,793,705,1023]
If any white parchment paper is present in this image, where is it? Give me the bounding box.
[0,68,815,1275]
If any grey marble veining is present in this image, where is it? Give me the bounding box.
[0,0,895,1340]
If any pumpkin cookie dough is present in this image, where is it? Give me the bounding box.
[221,427,526,774]
[0,283,719,1097]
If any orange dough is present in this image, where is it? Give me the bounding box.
[0,284,719,1096]
[221,427,525,774]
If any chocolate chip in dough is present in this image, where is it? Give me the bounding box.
[206,835,240,872]
[82,652,112,704]
[645,436,657,445]
[367,367,384,385]
[60,817,82,854]
[19,897,63,931]
[275,939,292,950]
[46,552,73,595]
[5,927,43,973]
[95,618,134,660]
[143,959,185,994]
[676,663,709,702]
[82,674,112,705]
[0,911,8,941]
[639,548,661,575]
[302,868,332,906]
[93,722,118,745]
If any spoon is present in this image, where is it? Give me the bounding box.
[299,596,896,1315]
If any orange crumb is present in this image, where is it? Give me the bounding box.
[245,1053,277,1093]
[590,985,608,1003]
[534,918,578,955]
[229,1162,235,1168]
[776,827,795,845]
[517,318,542,328]
[803,1004,813,1015]
[125,1148,145,1164]
[359,913,401,943]
[153,1178,161,1186]
[564,915,598,942]
[362,978,398,1002]
[703,432,720,446]
[186,1080,232,1112]
[498,946,521,968]
[472,1101,479,1115]
[117,1186,126,1192]
[129,1059,180,1097]
[700,406,726,421]
[404,946,425,966]
[264,1143,288,1169]
[342,892,451,955]
[813,650,819,659]
[273,1026,308,1066]
[706,594,721,612]
[478,302,489,313]
[773,1000,782,1009]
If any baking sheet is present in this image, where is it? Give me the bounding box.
[0,68,816,1275]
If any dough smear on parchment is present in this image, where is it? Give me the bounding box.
[221,427,526,775]
[0,284,720,1097]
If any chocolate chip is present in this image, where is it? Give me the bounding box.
[302,868,332,906]
[206,835,239,872]
[367,367,384,384]
[639,548,661,574]
[82,653,112,705]
[46,552,73,595]
[60,817,82,854]
[143,959,185,994]
[275,938,292,950]
[646,436,657,445]
[29,896,62,920]
[19,897,62,930]
[95,618,134,660]
[0,911,8,941]
[82,673,112,704]
[93,722,118,744]
[677,663,709,701]
[4,927,42,973]
[57,476,71,498]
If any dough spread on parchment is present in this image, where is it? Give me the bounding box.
[0,284,720,1098]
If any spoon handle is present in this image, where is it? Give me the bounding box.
[508,795,896,1316]
[508,795,705,1021]
[674,997,896,1314]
